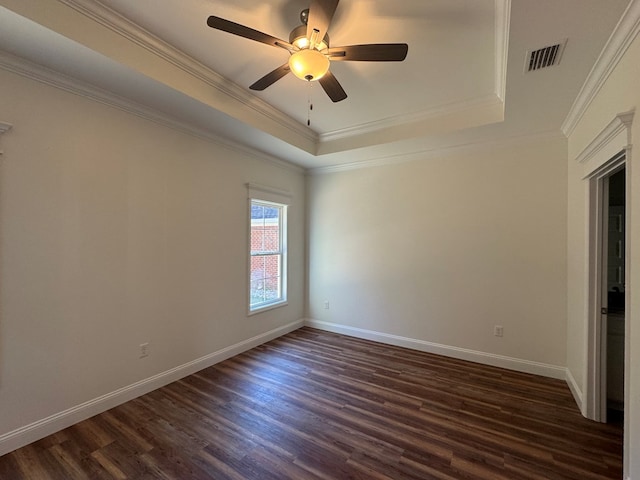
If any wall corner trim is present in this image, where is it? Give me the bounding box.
[305,319,566,380]
[0,319,304,457]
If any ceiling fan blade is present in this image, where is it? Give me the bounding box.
[207,16,294,51]
[249,64,291,91]
[326,44,409,61]
[306,0,339,45]
[319,70,347,103]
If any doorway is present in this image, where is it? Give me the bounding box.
[602,167,625,423]
[588,154,626,424]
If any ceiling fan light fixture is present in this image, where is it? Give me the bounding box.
[293,36,310,49]
[288,49,330,81]
[289,25,329,51]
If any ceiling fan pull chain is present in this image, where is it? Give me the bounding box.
[307,81,314,127]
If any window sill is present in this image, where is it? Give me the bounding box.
[248,300,288,316]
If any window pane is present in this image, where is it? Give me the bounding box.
[263,225,279,252]
[250,255,280,282]
[250,204,281,254]
[264,254,280,279]
[264,206,279,221]
[250,218,264,254]
[250,279,265,306]
[250,256,266,282]
[251,204,265,220]
[264,277,280,301]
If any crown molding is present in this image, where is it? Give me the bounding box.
[561,0,640,137]
[0,50,304,174]
[57,0,315,144]
[309,130,565,175]
[495,0,511,102]
[318,94,501,144]
[316,93,504,155]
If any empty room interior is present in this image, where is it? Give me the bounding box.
[0,0,639,478]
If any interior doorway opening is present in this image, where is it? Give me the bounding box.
[603,167,625,424]
[587,152,626,425]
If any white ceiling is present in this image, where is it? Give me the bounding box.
[0,0,632,169]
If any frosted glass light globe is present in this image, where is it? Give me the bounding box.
[288,49,330,82]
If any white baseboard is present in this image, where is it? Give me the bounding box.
[305,319,567,380]
[0,319,304,457]
[565,368,584,414]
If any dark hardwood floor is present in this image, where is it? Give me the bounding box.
[0,327,623,479]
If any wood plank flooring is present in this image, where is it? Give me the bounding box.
[0,327,623,479]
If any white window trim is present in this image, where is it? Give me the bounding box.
[247,183,291,315]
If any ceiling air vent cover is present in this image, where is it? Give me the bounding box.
[525,39,567,72]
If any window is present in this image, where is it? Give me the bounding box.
[249,197,287,312]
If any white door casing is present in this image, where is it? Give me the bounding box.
[576,111,632,424]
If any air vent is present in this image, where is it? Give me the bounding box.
[525,39,567,72]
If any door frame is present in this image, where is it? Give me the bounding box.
[586,156,625,422]
[578,111,633,426]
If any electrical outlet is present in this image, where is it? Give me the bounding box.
[324,300,330,309]
[139,342,149,358]
[494,325,504,337]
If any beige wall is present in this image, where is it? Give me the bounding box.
[307,136,568,370]
[567,30,640,478]
[0,69,305,446]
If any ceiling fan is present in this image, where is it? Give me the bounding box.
[206,0,408,103]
